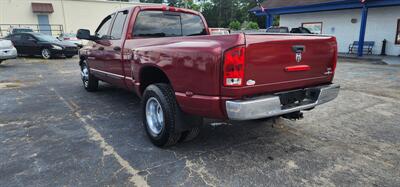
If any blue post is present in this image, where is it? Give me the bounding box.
[358,5,368,57]
[266,13,273,28]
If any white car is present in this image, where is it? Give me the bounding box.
[0,39,18,64]
[209,28,230,35]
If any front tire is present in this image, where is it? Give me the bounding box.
[41,48,51,59]
[81,61,98,92]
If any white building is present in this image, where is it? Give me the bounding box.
[0,0,148,37]
[251,0,400,56]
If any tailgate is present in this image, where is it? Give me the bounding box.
[221,34,337,98]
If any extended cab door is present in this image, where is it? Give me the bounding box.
[102,10,129,88]
[86,13,114,80]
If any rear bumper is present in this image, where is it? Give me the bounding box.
[0,47,18,60]
[225,84,340,120]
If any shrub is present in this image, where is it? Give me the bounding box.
[245,21,259,30]
[229,20,241,31]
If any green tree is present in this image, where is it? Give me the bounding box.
[138,0,266,29]
[229,20,241,30]
[166,0,184,7]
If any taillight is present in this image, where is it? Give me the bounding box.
[64,38,70,40]
[223,46,245,87]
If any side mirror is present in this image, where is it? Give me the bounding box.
[77,29,93,40]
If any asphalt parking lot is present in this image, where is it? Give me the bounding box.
[0,57,399,187]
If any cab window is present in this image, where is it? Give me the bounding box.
[133,11,181,38]
[181,13,207,36]
[133,11,207,38]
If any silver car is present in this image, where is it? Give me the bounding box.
[0,39,18,64]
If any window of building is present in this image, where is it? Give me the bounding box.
[396,19,400,45]
[302,22,323,34]
[110,10,128,40]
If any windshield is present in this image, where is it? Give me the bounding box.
[34,34,59,42]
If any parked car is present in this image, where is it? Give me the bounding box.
[8,27,34,35]
[77,6,339,147]
[266,26,289,33]
[5,32,78,59]
[290,27,312,34]
[58,33,83,48]
[0,39,18,64]
[209,28,230,35]
[266,26,313,34]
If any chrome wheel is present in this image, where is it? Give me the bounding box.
[81,65,89,88]
[41,49,51,59]
[146,97,164,137]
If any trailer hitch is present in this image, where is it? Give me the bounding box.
[282,111,304,120]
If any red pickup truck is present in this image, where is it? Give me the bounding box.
[77,5,339,147]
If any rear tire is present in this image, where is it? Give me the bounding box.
[81,61,98,92]
[142,84,185,147]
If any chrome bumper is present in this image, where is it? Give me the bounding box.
[226,84,340,120]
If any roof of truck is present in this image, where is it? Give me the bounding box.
[120,5,201,16]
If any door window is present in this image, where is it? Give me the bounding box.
[25,35,37,42]
[11,34,23,41]
[21,34,34,41]
[95,14,114,39]
[110,10,128,40]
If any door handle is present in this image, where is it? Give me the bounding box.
[98,47,104,51]
[113,46,121,51]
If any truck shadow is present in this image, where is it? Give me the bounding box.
[90,83,305,158]
[56,81,315,184]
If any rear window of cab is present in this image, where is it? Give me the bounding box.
[132,11,207,38]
